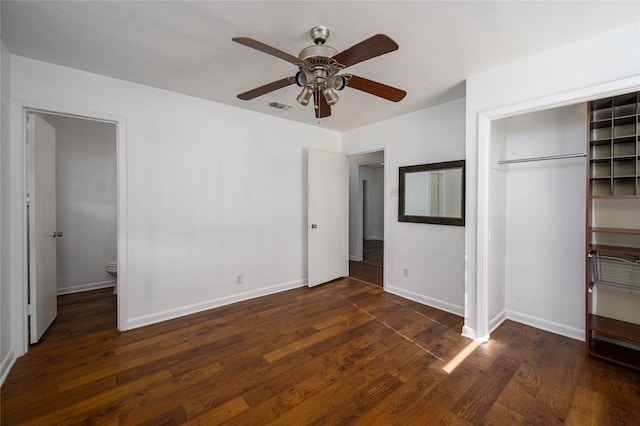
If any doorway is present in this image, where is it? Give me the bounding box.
[25,111,118,343]
[348,151,385,287]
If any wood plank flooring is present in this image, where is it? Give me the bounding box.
[350,240,383,286]
[3,279,640,425]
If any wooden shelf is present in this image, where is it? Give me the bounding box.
[589,244,640,256]
[590,195,640,199]
[588,314,640,343]
[589,227,640,236]
[587,92,640,370]
[588,338,640,371]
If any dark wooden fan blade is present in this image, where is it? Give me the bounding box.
[346,75,406,102]
[332,34,399,68]
[237,77,294,100]
[232,37,306,66]
[313,89,331,118]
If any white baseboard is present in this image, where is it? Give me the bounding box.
[1,346,16,387]
[57,280,115,295]
[489,310,508,334]
[127,279,307,330]
[461,325,478,341]
[385,284,464,317]
[505,310,584,341]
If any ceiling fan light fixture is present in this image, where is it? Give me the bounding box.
[295,71,314,87]
[297,85,314,106]
[322,86,339,106]
[328,75,346,91]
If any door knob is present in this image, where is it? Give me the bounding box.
[52,231,63,238]
[311,224,318,229]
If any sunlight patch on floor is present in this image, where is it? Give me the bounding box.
[442,340,481,374]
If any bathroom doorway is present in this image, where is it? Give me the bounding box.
[26,111,118,343]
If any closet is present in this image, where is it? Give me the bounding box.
[488,105,587,339]
[586,92,640,370]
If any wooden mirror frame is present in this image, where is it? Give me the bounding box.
[398,160,465,226]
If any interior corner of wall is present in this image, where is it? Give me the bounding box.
[461,325,477,341]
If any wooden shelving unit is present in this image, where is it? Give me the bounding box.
[586,92,640,371]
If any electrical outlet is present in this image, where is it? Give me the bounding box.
[402,268,408,278]
[236,274,243,284]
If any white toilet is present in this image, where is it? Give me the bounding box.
[106,260,117,294]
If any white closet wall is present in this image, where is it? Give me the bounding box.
[489,103,587,339]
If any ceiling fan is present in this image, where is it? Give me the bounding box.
[232,26,407,118]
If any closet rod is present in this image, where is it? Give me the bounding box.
[498,152,586,165]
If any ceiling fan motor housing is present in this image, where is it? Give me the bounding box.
[297,42,343,94]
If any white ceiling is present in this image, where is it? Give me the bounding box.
[2,1,639,131]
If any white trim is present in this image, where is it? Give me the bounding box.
[489,309,508,334]
[385,284,464,317]
[461,325,477,341]
[488,308,583,341]
[475,75,640,342]
[57,280,115,295]
[506,310,584,341]
[383,146,388,291]
[476,114,491,342]
[10,98,128,356]
[127,279,307,330]
[0,346,16,386]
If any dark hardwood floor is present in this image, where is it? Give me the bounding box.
[362,239,383,267]
[3,280,640,425]
[350,240,383,286]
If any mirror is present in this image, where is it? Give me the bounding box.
[398,160,465,226]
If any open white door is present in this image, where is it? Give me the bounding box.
[27,113,58,343]
[308,149,347,287]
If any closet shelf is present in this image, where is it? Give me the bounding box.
[589,244,640,256]
[590,195,640,200]
[589,314,640,343]
[589,227,640,236]
[590,157,640,162]
[588,339,640,370]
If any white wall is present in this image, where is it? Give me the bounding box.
[466,22,640,340]
[492,105,587,339]
[1,37,14,383]
[347,151,384,261]
[360,165,384,241]
[41,114,117,294]
[7,56,341,357]
[343,98,466,315]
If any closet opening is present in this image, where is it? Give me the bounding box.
[485,104,588,341]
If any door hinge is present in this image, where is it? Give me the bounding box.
[27,303,33,316]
